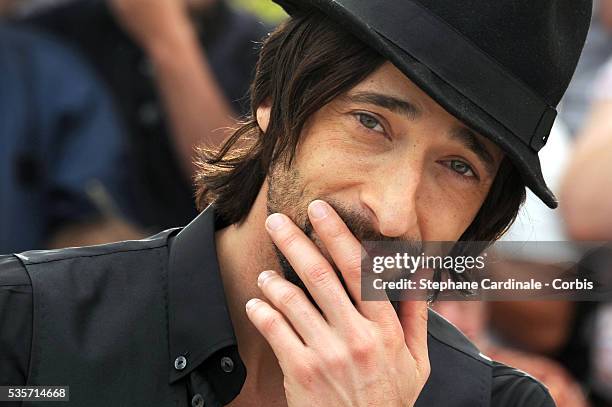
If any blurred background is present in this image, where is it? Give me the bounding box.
[10,0,288,22]
[231,0,286,22]
[0,1,610,406]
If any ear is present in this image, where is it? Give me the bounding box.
[256,101,272,133]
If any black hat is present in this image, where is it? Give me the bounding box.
[272,0,592,208]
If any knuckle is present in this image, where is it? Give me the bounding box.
[304,262,331,286]
[260,312,280,334]
[278,231,300,251]
[321,348,349,369]
[349,335,376,363]
[290,356,318,383]
[345,252,363,276]
[384,334,402,351]
[278,286,301,307]
[294,362,314,379]
[381,324,404,347]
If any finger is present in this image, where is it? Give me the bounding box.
[257,270,330,345]
[265,213,355,322]
[307,200,396,322]
[397,301,429,374]
[246,298,305,364]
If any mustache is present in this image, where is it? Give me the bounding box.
[298,200,420,314]
[302,199,423,255]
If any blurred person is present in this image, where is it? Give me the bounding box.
[592,302,612,407]
[487,121,577,358]
[0,14,143,254]
[487,76,612,404]
[433,301,590,407]
[9,0,71,16]
[22,0,272,232]
[483,119,599,397]
[0,0,17,16]
[560,57,612,407]
[561,58,612,241]
[0,0,593,405]
[559,0,612,135]
[599,0,612,33]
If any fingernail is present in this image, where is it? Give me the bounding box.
[245,298,260,311]
[266,213,286,231]
[309,200,328,219]
[258,270,276,286]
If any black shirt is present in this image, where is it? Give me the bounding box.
[0,206,555,406]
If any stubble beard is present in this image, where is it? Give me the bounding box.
[265,162,419,312]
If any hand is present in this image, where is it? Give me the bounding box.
[246,200,430,407]
[109,0,194,51]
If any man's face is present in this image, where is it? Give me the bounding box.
[264,62,504,287]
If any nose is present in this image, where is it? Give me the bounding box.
[360,160,422,239]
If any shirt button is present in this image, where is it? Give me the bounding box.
[220,356,234,373]
[174,355,187,371]
[191,393,205,407]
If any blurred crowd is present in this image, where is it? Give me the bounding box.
[1,0,274,252]
[0,0,610,406]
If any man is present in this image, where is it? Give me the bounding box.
[23,0,271,231]
[0,0,591,406]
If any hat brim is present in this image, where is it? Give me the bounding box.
[273,0,558,209]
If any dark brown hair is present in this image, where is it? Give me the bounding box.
[194,11,526,243]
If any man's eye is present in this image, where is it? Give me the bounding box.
[356,113,385,134]
[445,160,476,178]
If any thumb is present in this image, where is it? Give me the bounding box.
[398,301,429,370]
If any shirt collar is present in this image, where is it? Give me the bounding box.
[167,204,243,389]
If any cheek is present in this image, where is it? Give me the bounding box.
[416,181,488,241]
[295,128,379,193]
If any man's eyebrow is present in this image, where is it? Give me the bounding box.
[450,127,497,178]
[343,91,421,120]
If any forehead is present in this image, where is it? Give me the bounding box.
[352,62,431,106]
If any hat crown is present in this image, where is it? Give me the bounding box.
[413,0,592,106]
[271,0,593,208]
